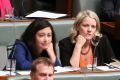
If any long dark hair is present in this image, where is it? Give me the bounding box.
[21,18,56,55]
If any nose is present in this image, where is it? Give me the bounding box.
[88,26,92,32]
[44,36,49,42]
[45,76,49,80]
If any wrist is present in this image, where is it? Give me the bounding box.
[75,43,83,49]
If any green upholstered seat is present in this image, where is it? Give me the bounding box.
[0,19,74,58]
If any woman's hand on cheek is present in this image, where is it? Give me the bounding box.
[46,43,56,63]
[46,43,54,53]
[46,43,55,57]
[76,35,86,47]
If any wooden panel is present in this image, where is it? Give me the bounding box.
[56,0,73,17]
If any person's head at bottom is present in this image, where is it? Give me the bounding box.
[30,57,54,80]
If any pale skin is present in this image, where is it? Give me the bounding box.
[30,63,54,80]
[35,27,56,63]
[70,17,97,68]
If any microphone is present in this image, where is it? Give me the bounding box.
[91,34,102,71]
[9,40,17,75]
[92,35,101,47]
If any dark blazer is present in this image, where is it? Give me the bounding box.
[59,35,115,67]
[100,0,120,21]
[9,40,61,70]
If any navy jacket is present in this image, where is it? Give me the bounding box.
[9,40,61,70]
[59,35,115,67]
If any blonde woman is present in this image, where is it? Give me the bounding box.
[59,10,115,68]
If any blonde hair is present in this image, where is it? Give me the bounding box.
[70,10,101,43]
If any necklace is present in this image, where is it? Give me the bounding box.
[81,46,91,55]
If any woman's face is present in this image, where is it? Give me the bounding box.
[78,17,97,40]
[35,27,52,50]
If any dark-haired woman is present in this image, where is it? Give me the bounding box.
[9,18,61,70]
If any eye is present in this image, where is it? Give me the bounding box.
[39,73,46,77]
[49,74,53,77]
[38,34,45,37]
[91,25,96,29]
[82,24,89,27]
[47,34,52,37]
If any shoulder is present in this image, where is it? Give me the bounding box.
[59,37,71,44]
[13,39,29,52]
[98,34,111,46]
[59,37,74,48]
[15,39,26,46]
[100,34,109,41]
[14,39,27,48]
[9,40,29,59]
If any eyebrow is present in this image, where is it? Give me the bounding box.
[39,73,53,76]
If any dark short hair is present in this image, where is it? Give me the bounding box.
[21,18,56,55]
[31,57,54,73]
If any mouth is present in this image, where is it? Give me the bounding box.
[85,34,93,39]
[87,32,92,35]
[86,34,92,36]
[42,43,48,46]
